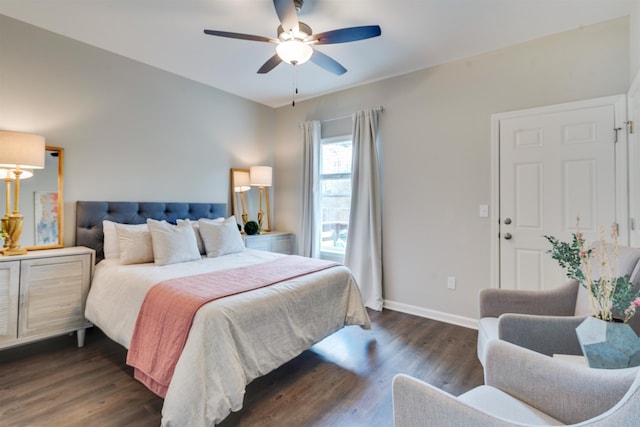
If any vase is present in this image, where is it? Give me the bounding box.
[575,316,640,369]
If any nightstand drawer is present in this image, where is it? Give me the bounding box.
[20,253,92,337]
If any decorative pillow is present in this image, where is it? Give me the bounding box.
[198,216,245,258]
[115,223,154,265]
[147,219,201,266]
[103,220,148,259]
[176,217,224,255]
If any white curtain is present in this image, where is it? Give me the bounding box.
[299,120,321,258]
[345,108,383,310]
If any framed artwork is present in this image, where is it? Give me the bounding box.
[34,191,59,245]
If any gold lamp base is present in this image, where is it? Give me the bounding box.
[2,214,27,256]
[1,217,8,250]
[257,210,264,234]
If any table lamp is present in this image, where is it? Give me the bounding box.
[250,166,272,233]
[1,168,34,250]
[0,131,45,255]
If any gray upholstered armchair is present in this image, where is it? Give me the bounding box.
[477,244,640,366]
[393,340,640,426]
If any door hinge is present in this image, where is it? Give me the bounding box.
[631,218,636,231]
[626,120,635,134]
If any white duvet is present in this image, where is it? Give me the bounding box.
[85,249,371,426]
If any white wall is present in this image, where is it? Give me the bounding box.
[273,18,630,326]
[631,0,640,81]
[0,15,275,247]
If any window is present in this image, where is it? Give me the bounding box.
[318,136,352,262]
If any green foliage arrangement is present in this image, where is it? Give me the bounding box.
[545,222,640,323]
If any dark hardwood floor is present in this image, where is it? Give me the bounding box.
[0,309,483,426]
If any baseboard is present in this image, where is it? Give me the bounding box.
[383,300,478,330]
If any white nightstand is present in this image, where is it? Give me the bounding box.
[0,246,95,350]
[243,232,295,255]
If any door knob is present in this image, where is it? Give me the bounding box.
[504,233,512,240]
[504,218,512,225]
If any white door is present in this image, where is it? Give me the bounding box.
[497,97,626,291]
[628,75,640,247]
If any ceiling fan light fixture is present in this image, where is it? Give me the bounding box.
[276,40,313,65]
[203,2,381,76]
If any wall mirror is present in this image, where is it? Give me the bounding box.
[230,168,253,226]
[0,146,64,250]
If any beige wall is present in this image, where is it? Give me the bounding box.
[0,15,275,247]
[273,18,630,325]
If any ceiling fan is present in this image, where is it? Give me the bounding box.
[203,0,382,76]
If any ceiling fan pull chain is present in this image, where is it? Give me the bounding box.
[292,65,298,107]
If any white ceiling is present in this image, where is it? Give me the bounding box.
[0,0,635,108]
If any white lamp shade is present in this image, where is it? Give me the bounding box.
[0,168,34,180]
[276,40,313,65]
[250,166,273,187]
[0,131,45,169]
[233,170,251,192]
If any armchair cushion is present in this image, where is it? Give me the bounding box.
[497,314,585,357]
[477,317,498,364]
[477,310,586,366]
[458,386,563,425]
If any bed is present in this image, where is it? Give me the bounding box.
[75,201,371,426]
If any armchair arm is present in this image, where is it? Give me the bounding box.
[484,340,637,425]
[479,280,579,318]
[392,374,515,427]
[498,313,585,356]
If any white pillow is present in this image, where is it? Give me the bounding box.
[197,217,226,223]
[147,219,200,266]
[115,223,154,265]
[103,220,148,259]
[176,218,224,255]
[198,216,245,258]
[102,220,119,259]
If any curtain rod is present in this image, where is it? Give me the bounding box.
[298,105,384,128]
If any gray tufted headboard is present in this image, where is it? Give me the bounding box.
[75,201,227,262]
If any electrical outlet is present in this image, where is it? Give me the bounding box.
[447,276,456,290]
[479,204,489,218]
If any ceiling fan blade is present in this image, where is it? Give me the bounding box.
[257,54,283,74]
[308,25,381,45]
[310,50,347,76]
[273,0,299,33]
[204,29,277,43]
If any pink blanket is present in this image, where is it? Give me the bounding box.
[126,256,339,398]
